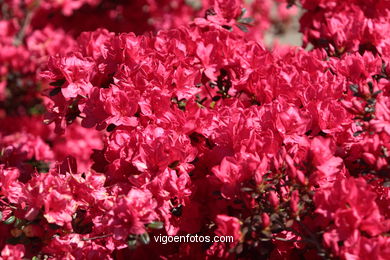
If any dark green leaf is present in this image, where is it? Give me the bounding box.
[49,79,66,87]
[373,90,382,97]
[171,97,178,104]
[168,161,179,169]
[240,8,247,18]
[49,87,62,96]
[49,223,61,230]
[106,124,116,132]
[4,215,16,225]
[128,238,137,249]
[212,96,221,101]
[368,81,374,93]
[236,24,249,32]
[171,204,183,217]
[26,159,50,173]
[6,236,20,244]
[222,25,233,31]
[178,101,186,110]
[349,84,359,93]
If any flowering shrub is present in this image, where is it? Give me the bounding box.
[0,0,389,259]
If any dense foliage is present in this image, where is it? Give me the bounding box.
[0,0,389,259]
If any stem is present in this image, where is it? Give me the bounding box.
[82,234,112,241]
[204,83,214,100]
[274,218,333,260]
[273,237,303,243]
[13,1,39,46]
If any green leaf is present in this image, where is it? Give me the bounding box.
[29,104,45,116]
[236,24,249,33]
[139,233,150,245]
[238,17,254,25]
[240,187,253,192]
[4,215,16,225]
[349,84,359,93]
[147,221,164,229]
[239,8,247,19]
[127,238,137,249]
[26,159,50,173]
[13,217,22,227]
[185,0,202,10]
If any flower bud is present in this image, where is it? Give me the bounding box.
[10,228,23,238]
[261,213,270,228]
[290,190,300,214]
[362,152,376,165]
[352,100,364,112]
[23,224,44,238]
[269,191,279,208]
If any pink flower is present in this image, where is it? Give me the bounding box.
[104,86,139,126]
[107,188,158,240]
[2,0,390,258]
[212,0,242,20]
[25,169,77,225]
[0,167,26,204]
[44,54,95,99]
[132,126,196,174]
[0,81,5,101]
[0,244,25,260]
[309,137,343,185]
[208,215,241,257]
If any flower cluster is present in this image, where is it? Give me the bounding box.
[300,0,390,57]
[1,0,389,259]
